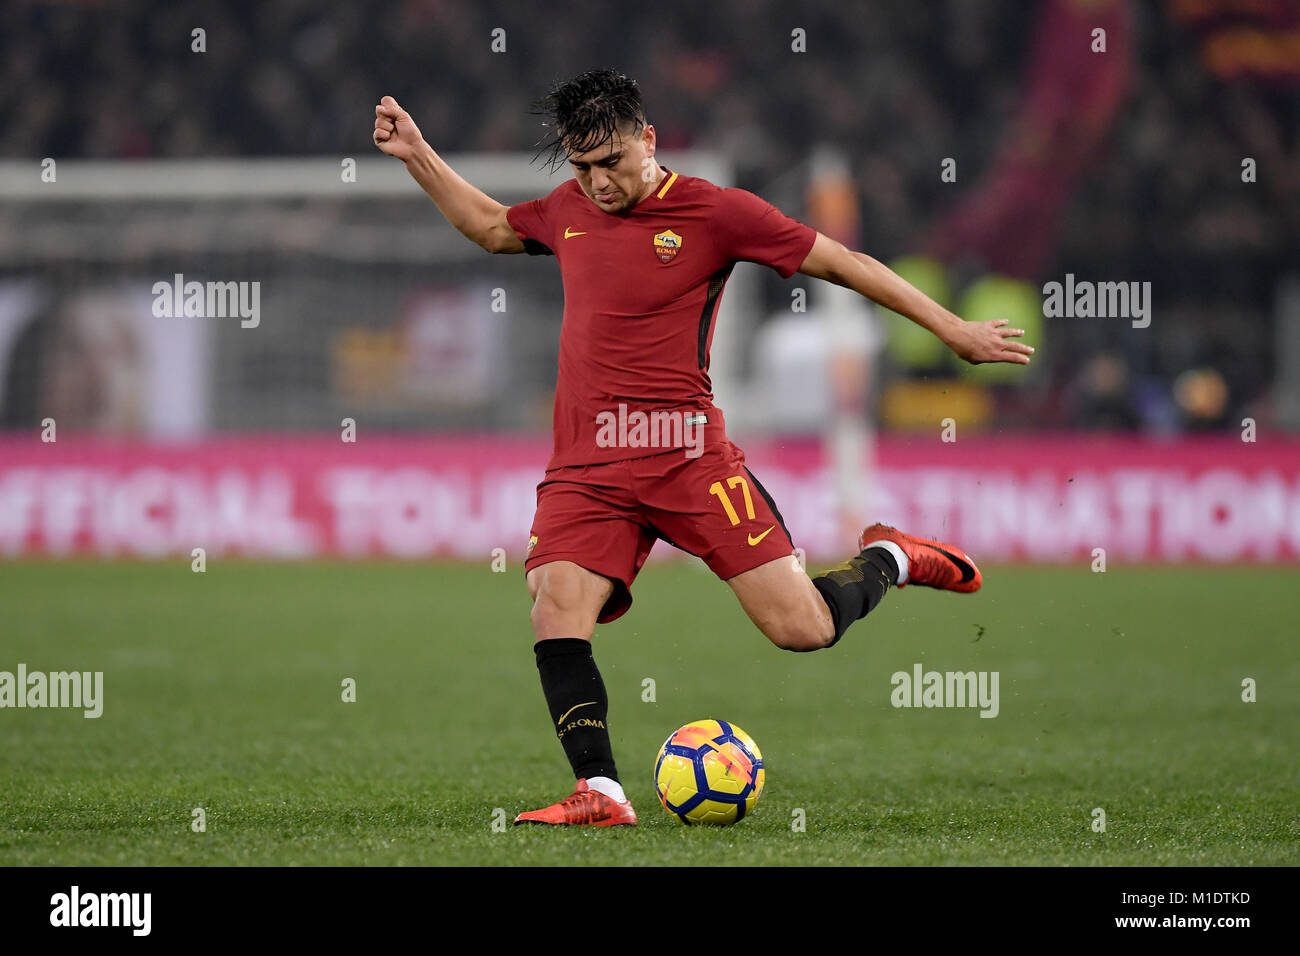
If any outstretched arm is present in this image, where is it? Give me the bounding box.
[797,232,1034,365]
[373,95,524,254]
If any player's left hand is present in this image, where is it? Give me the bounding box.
[946,318,1034,365]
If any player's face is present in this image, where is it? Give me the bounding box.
[566,123,659,214]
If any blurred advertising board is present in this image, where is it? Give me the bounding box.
[2,435,1297,563]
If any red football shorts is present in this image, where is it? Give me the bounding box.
[524,440,796,623]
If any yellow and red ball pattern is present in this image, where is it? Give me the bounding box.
[654,719,765,825]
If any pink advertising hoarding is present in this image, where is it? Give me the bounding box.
[1,435,1297,563]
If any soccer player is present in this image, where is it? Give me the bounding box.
[373,70,1032,826]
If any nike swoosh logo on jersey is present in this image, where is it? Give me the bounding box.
[748,526,775,546]
[564,227,587,238]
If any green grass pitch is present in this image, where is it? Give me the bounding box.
[1,560,1297,865]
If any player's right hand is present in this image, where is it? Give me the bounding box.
[373,95,424,162]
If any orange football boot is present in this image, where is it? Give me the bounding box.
[859,523,983,593]
[513,779,638,827]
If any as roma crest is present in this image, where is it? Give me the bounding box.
[653,229,683,263]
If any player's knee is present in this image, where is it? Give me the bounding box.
[528,568,604,640]
[529,587,573,638]
[759,589,836,651]
[763,618,834,653]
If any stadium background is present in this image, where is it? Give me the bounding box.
[1,0,1298,564]
[2,0,1298,565]
[1,0,1298,873]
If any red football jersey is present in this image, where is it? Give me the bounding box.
[507,168,817,469]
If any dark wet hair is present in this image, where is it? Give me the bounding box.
[532,69,647,171]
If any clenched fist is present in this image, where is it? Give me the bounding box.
[373,95,424,162]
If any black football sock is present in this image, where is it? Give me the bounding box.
[811,547,899,647]
[533,638,619,783]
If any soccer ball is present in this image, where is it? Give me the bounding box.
[654,719,765,825]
